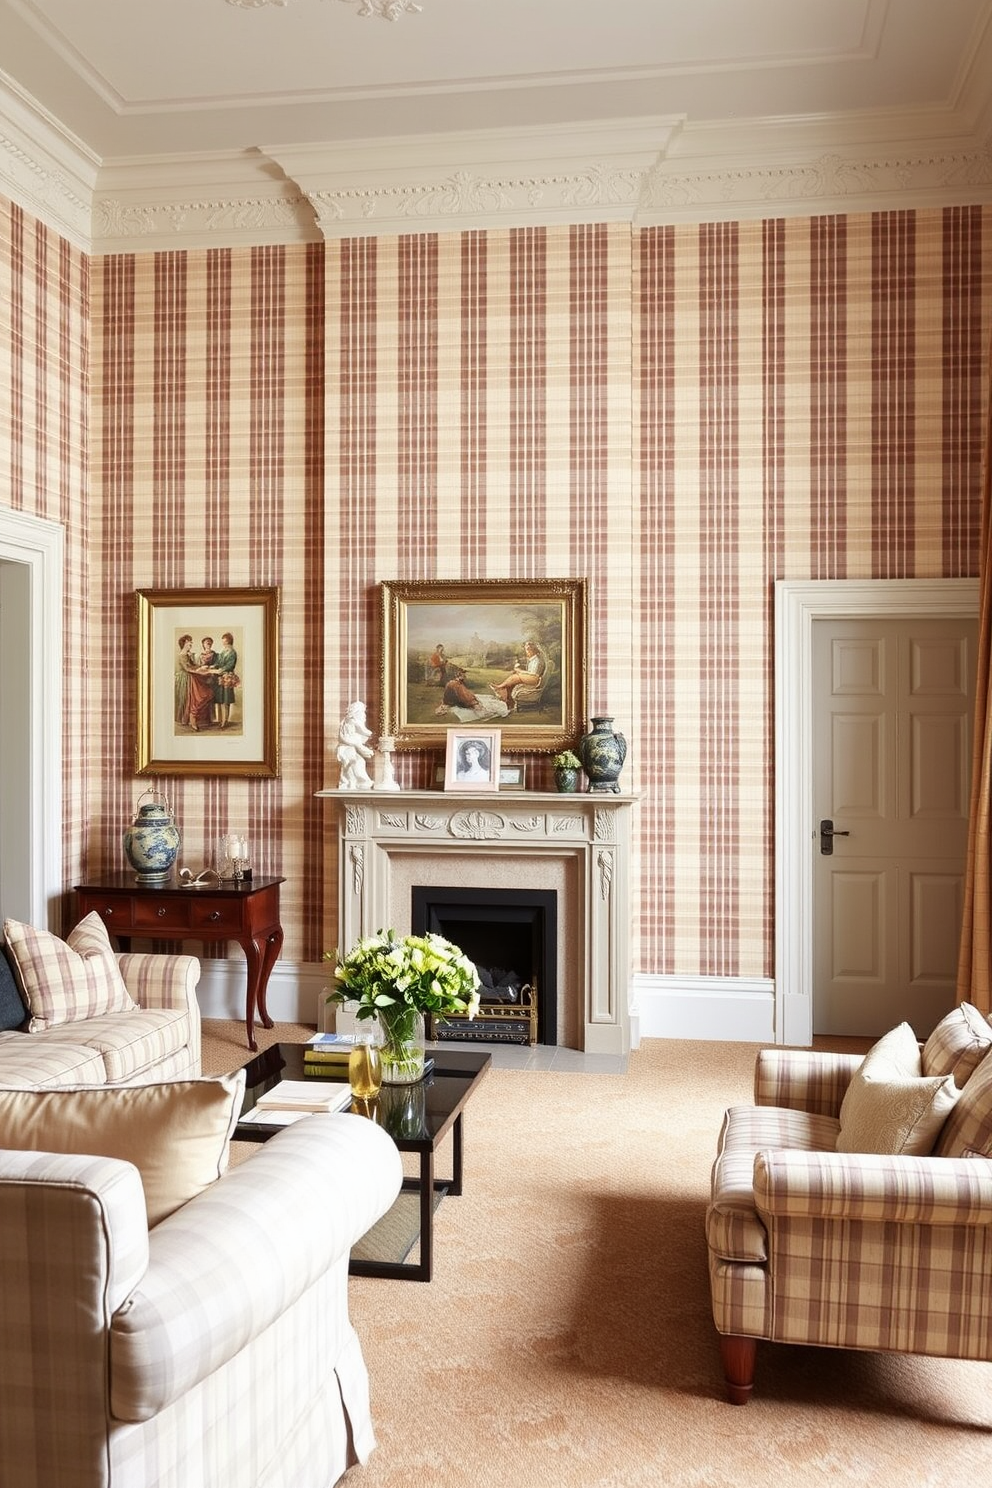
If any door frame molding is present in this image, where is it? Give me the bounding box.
[0,507,64,929]
[774,577,979,1047]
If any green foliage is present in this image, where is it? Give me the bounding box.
[324,929,481,1022]
[553,750,581,770]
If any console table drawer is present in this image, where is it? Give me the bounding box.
[132,899,193,931]
[85,899,135,931]
[189,900,245,933]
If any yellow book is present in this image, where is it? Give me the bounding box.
[303,1047,351,1064]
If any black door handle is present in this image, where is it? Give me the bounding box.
[819,819,850,856]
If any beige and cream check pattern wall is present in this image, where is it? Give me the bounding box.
[2,199,990,980]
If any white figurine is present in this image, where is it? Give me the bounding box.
[336,701,374,790]
[375,735,400,791]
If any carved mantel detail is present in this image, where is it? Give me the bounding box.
[319,788,639,1057]
[450,810,506,840]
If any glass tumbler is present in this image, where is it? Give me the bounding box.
[348,1035,383,1100]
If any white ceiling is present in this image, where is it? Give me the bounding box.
[1,0,989,159]
[1,0,991,250]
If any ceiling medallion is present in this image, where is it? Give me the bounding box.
[335,0,423,18]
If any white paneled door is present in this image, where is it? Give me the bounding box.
[812,617,978,1038]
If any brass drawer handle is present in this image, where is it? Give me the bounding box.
[209,910,221,921]
[157,906,167,918]
[102,908,114,918]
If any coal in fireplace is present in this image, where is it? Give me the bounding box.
[411,886,557,1045]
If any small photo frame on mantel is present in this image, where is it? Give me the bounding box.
[443,728,501,793]
[499,760,527,791]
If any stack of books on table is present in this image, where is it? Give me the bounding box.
[239,1080,353,1125]
[302,1032,356,1078]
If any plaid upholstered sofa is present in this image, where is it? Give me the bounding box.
[707,1003,992,1403]
[0,1109,403,1488]
[0,916,201,1088]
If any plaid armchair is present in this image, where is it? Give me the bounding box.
[706,1012,992,1403]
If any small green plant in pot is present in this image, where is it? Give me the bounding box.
[552,750,582,793]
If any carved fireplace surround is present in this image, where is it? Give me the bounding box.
[317,789,638,1056]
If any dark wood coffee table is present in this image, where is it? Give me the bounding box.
[234,1042,491,1282]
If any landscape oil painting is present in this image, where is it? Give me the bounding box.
[380,579,587,753]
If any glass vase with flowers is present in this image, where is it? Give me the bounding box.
[325,930,481,1084]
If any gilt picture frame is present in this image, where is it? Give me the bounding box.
[380,578,587,753]
[135,587,280,778]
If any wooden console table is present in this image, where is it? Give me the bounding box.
[74,873,285,1051]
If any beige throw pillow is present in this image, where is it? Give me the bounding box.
[3,912,137,1032]
[837,1022,959,1156]
[0,1073,246,1225]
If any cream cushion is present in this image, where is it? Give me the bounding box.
[0,1072,246,1225]
[4,912,136,1032]
[837,1022,959,1156]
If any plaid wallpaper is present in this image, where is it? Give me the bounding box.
[0,199,89,915]
[3,199,990,979]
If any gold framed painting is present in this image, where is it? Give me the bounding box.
[380,578,587,753]
[135,587,280,778]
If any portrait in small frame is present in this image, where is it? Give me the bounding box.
[443,728,501,793]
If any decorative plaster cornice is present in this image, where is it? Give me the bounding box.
[0,74,96,249]
[4,70,992,255]
[638,134,992,226]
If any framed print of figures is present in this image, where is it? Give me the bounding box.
[444,728,501,793]
[135,587,280,778]
[380,578,587,753]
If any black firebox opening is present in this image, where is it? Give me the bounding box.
[411,886,557,1045]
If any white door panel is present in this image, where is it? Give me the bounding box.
[813,618,976,1038]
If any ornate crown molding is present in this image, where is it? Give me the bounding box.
[0,75,96,249]
[5,70,992,255]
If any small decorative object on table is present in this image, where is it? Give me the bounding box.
[123,791,181,883]
[325,929,481,1085]
[552,750,582,793]
[578,716,627,793]
[375,735,401,791]
[218,833,251,881]
[336,701,375,789]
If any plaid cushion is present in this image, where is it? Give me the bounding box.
[4,913,136,1032]
[922,1002,992,1087]
[35,1007,194,1083]
[934,1048,992,1158]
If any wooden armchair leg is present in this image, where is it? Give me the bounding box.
[719,1334,757,1405]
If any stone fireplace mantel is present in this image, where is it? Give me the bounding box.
[317,789,639,1056]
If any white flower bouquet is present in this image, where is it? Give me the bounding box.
[325,929,481,1081]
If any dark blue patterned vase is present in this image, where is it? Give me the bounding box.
[578,716,627,794]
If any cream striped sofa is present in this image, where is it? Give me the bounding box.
[0,1110,403,1488]
[707,1008,992,1403]
[0,951,201,1088]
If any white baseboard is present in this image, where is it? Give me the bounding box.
[195,958,327,1028]
[195,961,778,1045]
[632,973,776,1043]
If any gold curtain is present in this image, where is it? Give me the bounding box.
[957,336,992,1015]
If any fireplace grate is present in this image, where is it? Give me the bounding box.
[431,983,538,1046]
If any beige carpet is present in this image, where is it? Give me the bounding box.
[202,1022,992,1487]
